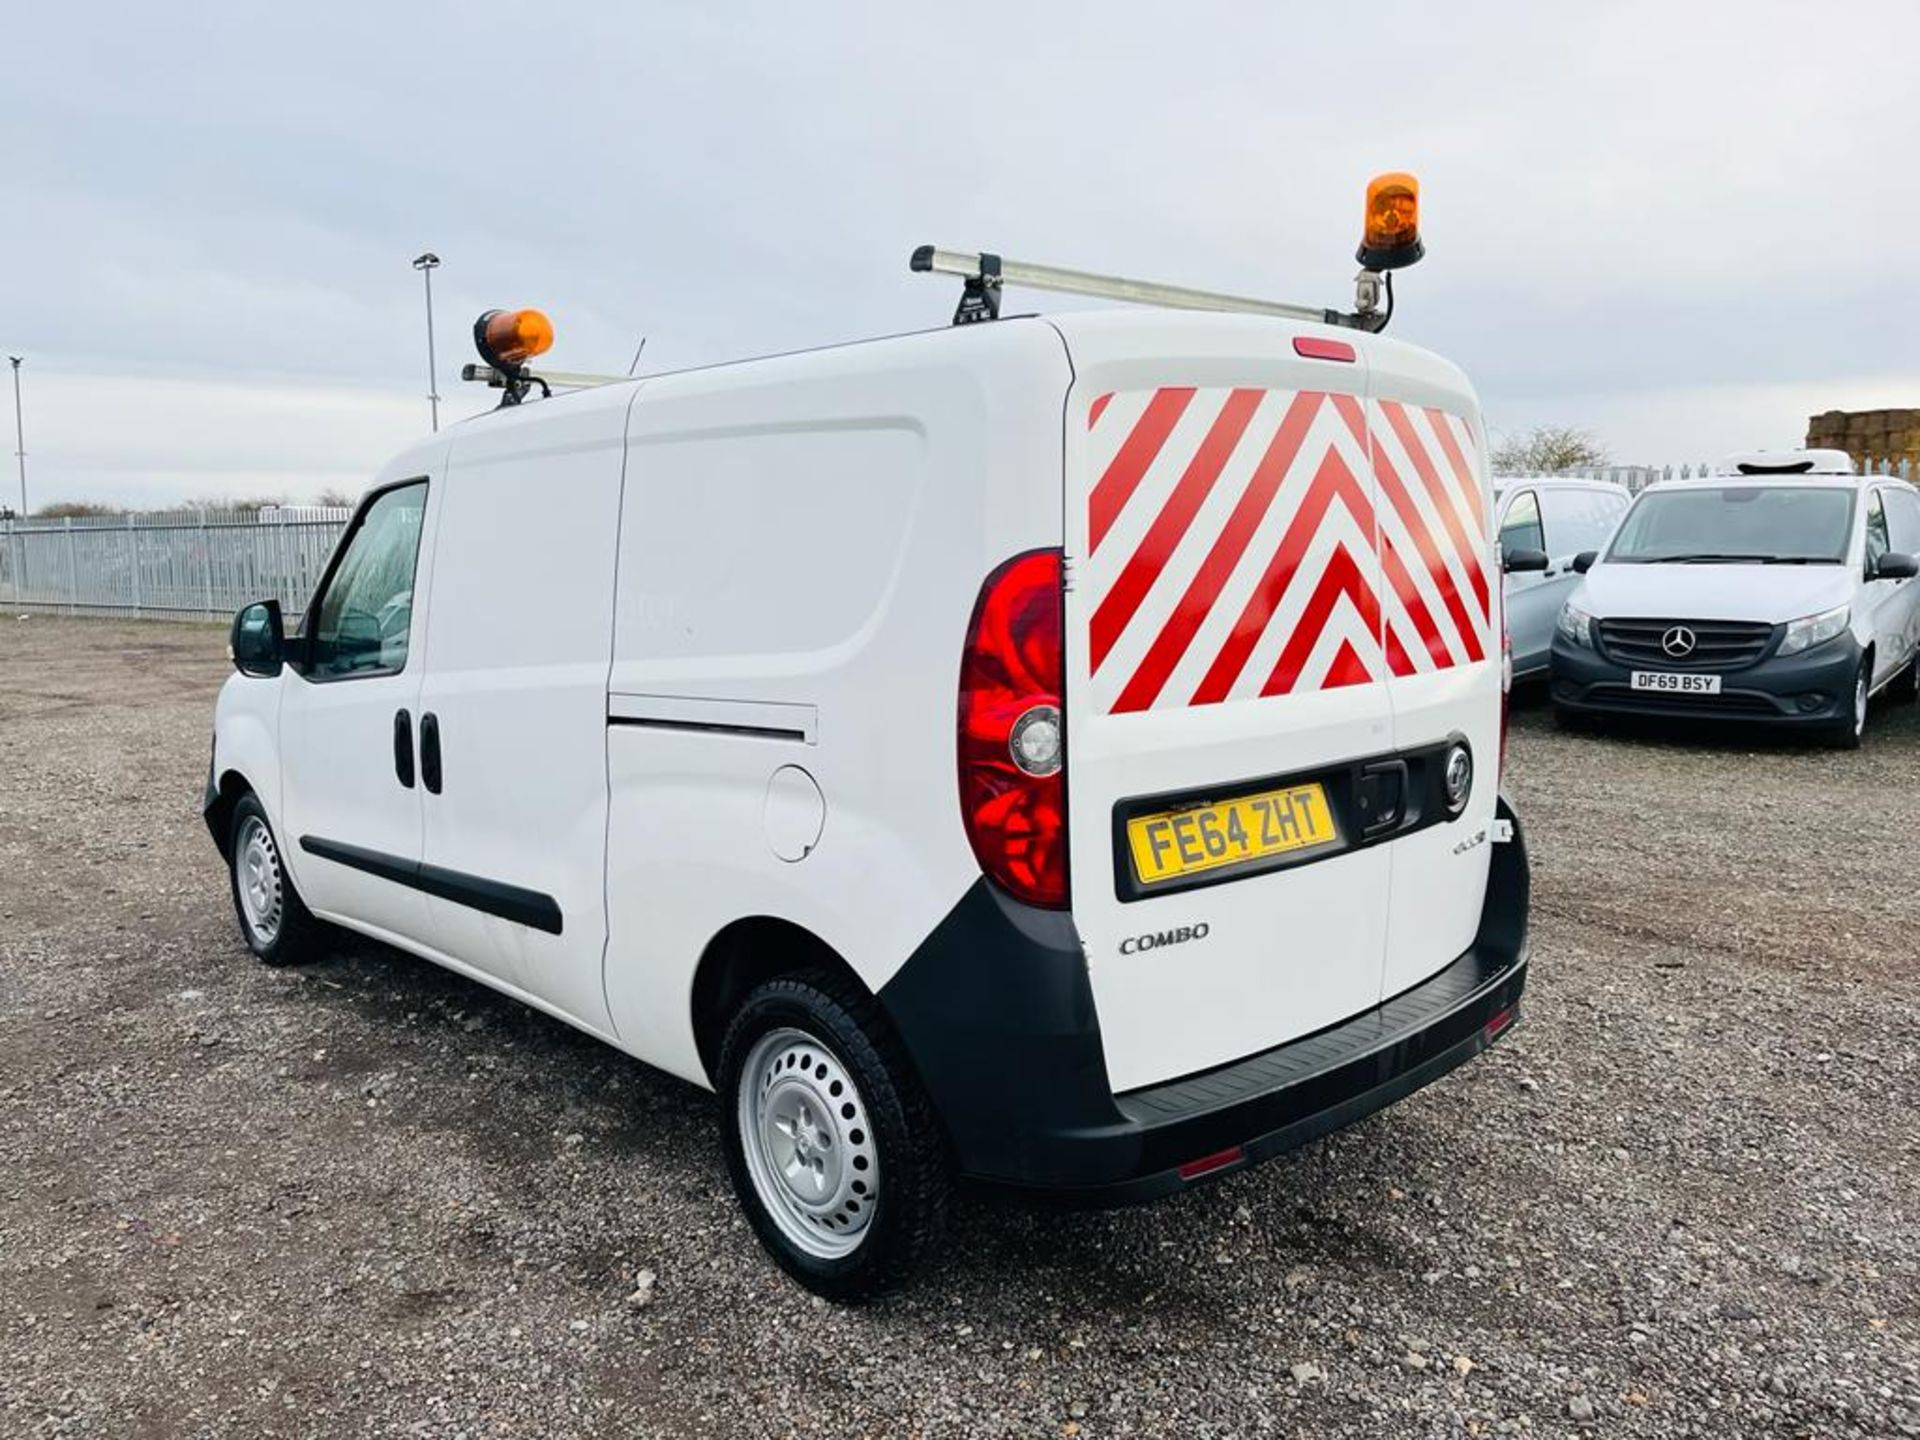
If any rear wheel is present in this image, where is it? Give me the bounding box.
[1823,659,1870,750]
[718,971,949,1301]
[228,793,326,965]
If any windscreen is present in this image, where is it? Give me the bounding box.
[1607,486,1854,564]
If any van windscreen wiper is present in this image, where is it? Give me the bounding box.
[1640,552,1771,564]
[1759,555,1841,565]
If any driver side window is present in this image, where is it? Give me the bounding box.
[308,480,428,679]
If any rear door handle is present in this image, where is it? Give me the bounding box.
[1356,759,1409,836]
[419,712,442,795]
[393,708,415,789]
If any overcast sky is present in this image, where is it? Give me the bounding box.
[4,1,1917,509]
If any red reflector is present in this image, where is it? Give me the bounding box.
[1176,1145,1245,1181]
[1293,336,1356,363]
[1483,1006,1515,1040]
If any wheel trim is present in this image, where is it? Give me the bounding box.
[1855,672,1868,736]
[235,815,284,947]
[737,1026,879,1260]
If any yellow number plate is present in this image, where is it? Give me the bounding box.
[1126,783,1340,886]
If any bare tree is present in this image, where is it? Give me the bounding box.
[314,487,361,508]
[1491,425,1608,476]
[31,500,120,519]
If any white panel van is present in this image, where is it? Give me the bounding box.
[206,193,1531,1298]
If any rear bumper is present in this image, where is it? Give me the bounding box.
[1548,633,1861,725]
[879,797,1530,1204]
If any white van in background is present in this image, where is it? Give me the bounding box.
[1551,451,1920,747]
[1494,477,1631,677]
[204,181,1531,1298]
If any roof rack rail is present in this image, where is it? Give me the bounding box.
[461,362,627,392]
[910,246,1393,333]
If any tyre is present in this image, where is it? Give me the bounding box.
[1823,659,1870,750]
[717,970,950,1301]
[227,792,327,965]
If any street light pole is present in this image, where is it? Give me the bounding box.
[412,253,442,433]
[8,356,24,517]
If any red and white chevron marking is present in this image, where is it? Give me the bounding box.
[1083,386,1490,715]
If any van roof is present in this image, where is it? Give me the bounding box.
[1491,475,1629,493]
[435,306,1474,439]
[1648,472,1900,494]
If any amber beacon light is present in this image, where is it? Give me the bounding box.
[474,308,555,372]
[1357,172,1424,271]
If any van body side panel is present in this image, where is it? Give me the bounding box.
[413,398,630,1037]
[603,321,1074,1086]
[1364,343,1500,1002]
[1050,311,1397,1095]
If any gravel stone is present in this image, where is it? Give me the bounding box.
[2,617,1918,1437]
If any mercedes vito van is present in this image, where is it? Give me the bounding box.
[1550,452,1920,746]
[204,186,1530,1297]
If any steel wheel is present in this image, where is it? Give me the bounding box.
[736,1026,880,1260]
[234,813,284,948]
[1853,670,1869,739]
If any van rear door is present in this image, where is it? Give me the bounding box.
[1052,312,1395,1094]
[1365,348,1500,1000]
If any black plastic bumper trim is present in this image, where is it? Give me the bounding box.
[1550,631,1861,724]
[880,795,1530,1200]
[297,835,563,936]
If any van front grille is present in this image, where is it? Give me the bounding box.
[1595,618,1776,671]
[1584,684,1782,716]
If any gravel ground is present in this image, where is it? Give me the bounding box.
[2,614,1917,1439]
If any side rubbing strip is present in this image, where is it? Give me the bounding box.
[607,692,818,743]
[298,836,564,935]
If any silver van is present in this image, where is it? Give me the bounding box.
[1494,477,1631,677]
[1549,453,1920,747]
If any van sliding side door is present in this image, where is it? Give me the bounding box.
[409,402,629,1037]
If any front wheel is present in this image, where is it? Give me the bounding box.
[717,972,950,1301]
[1890,652,1920,704]
[227,793,326,965]
[1823,660,1870,750]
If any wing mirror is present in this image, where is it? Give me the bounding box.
[1571,550,1598,574]
[1501,546,1549,574]
[1872,551,1918,581]
[230,599,285,678]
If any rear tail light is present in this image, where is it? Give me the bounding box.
[958,549,1068,908]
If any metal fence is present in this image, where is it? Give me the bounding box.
[0,508,351,623]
